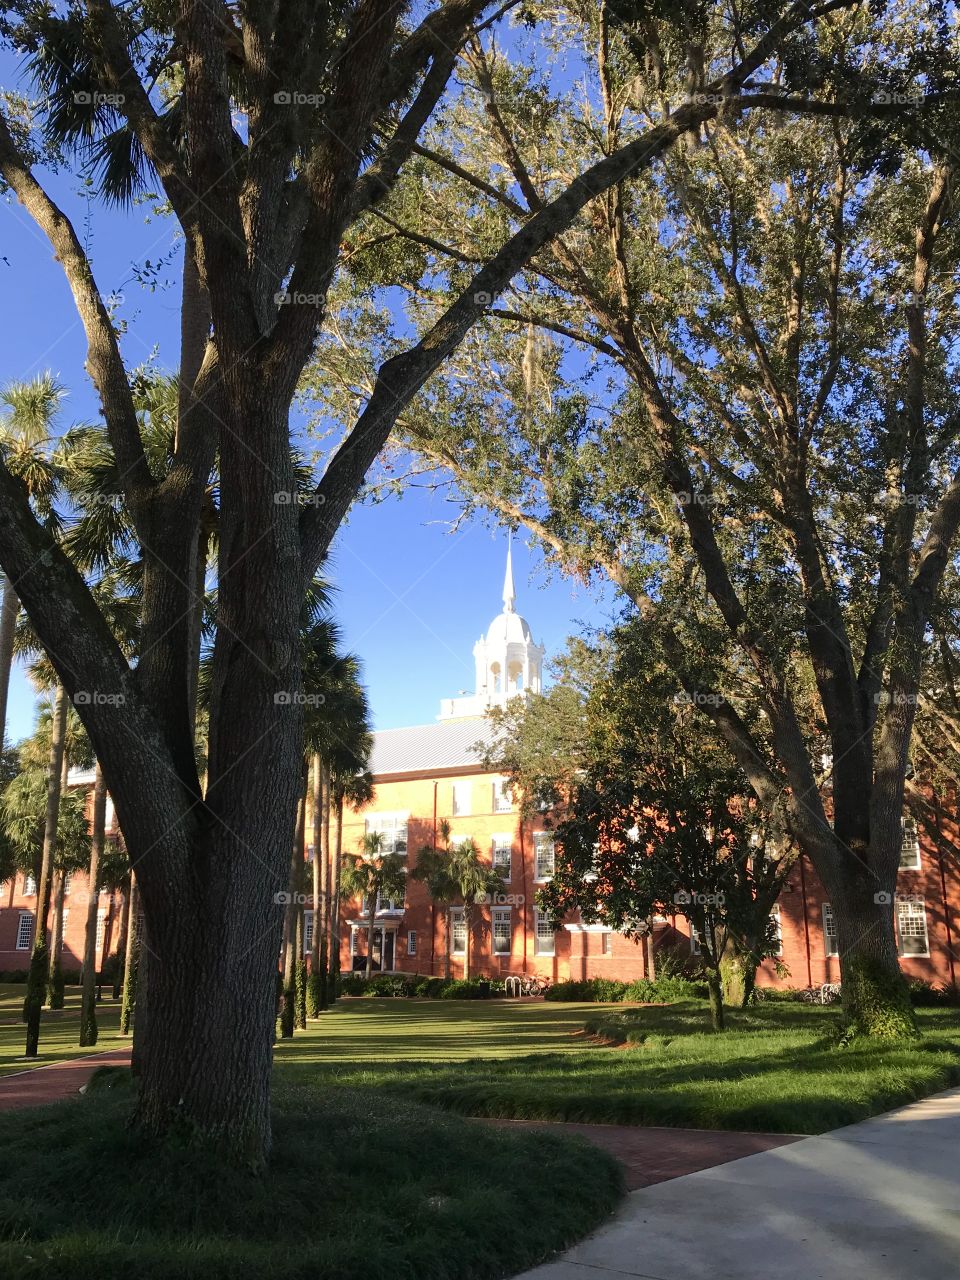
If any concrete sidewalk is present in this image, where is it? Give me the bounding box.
[519,1086,960,1280]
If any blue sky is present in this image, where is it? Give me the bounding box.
[0,113,616,742]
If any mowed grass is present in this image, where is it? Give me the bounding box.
[0,1072,622,1280]
[0,985,124,1076]
[275,998,960,1134]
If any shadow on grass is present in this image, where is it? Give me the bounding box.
[0,1076,622,1280]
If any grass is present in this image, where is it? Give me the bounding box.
[0,1072,623,1280]
[274,998,960,1135]
[0,984,124,1075]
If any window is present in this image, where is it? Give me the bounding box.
[23,874,36,896]
[822,903,839,957]
[16,912,33,951]
[493,782,512,813]
[95,910,106,953]
[58,910,68,947]
[899,817,921,870]
[365,813,408,857]
[601,932,613,956]
[534,833,555,881]
[492,836,512,881]
[362,892,404,914]
[304,910,314,953]
[768,906,783,956]
[534,909,555,957]
[407,930,417,956]
[689,925,701,956]
[897,896,929,957]
[451,909,466,954]
[492,908,511,955]
[452,781,471,817]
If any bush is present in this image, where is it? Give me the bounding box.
[337,973,368,996]
[0,970,29,983]
[439,978,492,1000]
[545,975,704,1004]
[414,976,449,998]
[306,972,324,1017]
[908,978,960,1007]
[544,979,627,1003]
[367,974,419,998]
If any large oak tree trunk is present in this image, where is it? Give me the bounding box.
[80,763,108,1045]
[831,874,915,1037]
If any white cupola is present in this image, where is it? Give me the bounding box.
[438,534,545,721]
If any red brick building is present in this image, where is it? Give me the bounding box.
[335,545,960,992]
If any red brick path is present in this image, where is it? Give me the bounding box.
[485,1118,802,1189]
[0,1048,131,1111]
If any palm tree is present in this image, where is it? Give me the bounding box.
[340,834,407,980]
[328,768,374,994]
[79,762,108,1045]
[411,831,457,980]
[0,374,66,751]
[448,837,504,981]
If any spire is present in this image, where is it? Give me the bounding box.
[502,531,516,613]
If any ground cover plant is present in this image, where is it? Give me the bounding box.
[0,1074,622,1280]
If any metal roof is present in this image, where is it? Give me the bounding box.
[369,717,496,777]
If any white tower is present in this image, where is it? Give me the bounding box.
[439,534,545,720]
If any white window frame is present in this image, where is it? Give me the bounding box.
[304,910,314,954]
[452,781,471,817]
[822,902,839,957]
[533,908,555,957]
[899,817,921,871]
[364,812,409,857]
[601,931,613,956]
[450,908,466,955]
[492,781,513,814]
[16,912,33,950]
[95,910,106,953]
[533,833,555,882]
[492,907,512,955]
[491,835,512,882]
[769,905,783,956]
[897,896,929,957]
[689,925,701,956]
[407,930,417,956]
[23,874,36,896]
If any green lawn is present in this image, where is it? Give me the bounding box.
[274,997,960,1134]
[0,984,125,1075]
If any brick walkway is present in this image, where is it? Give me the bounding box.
[485,1118,801,1188]
[0,1048,131,1111]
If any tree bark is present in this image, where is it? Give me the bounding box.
[120,872,139,1036]
[705,970,725,1031]
[0,573,18,752]
[720,936,759,1008]
[112,884,129,1000]
[328,790,344,995]
[24,683,68,1055]
[47,867,66,1008]
[831,874,916,1037]
[279,793,307,1038]
[80,763,108,1044]
[645,926,656,982]
[365,896,377,980]
[319,762,331,1006]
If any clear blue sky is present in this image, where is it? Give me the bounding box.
[1,114,616,742]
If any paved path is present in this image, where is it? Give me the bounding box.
[0,1048,131,1110]
[516,1086,960,1280]
[485,1119,800,1189]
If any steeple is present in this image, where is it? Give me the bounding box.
[437,533,545,720]
[502,530,516,613]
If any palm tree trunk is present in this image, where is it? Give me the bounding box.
[80,763,107,1045]
[319,762,331,1003]
[24,683,68,1056]
[112,881,129,1000]
[0,574,18,752]
[47,868,66,1008]
[365,898,377,980]
[120,872,140,1035]
[294,907,307,1029]
[279,792,306,1038]
[328,790,344,994]
[46,743,71,1009]
[311,754,321,972]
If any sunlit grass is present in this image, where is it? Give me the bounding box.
[0,984,125,1075]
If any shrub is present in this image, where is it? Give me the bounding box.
[306,972,324,1017]
[439,978,493,1000]
[337,973,368,996]
[545,979,628,1003]
[414,976,449,998]
[908,978,959,1007]
[0,970,29,983]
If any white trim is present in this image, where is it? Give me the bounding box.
[16,912,33,951]
[533,832,555,882]
[492,906,512,955]
[533,908,555,957]
[450,907,466,955]
[822,902,839,957]
[407,930,417,956]
[896,895,929,957]
[452,781,472,817]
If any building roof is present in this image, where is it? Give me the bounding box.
[369,717,496,777]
